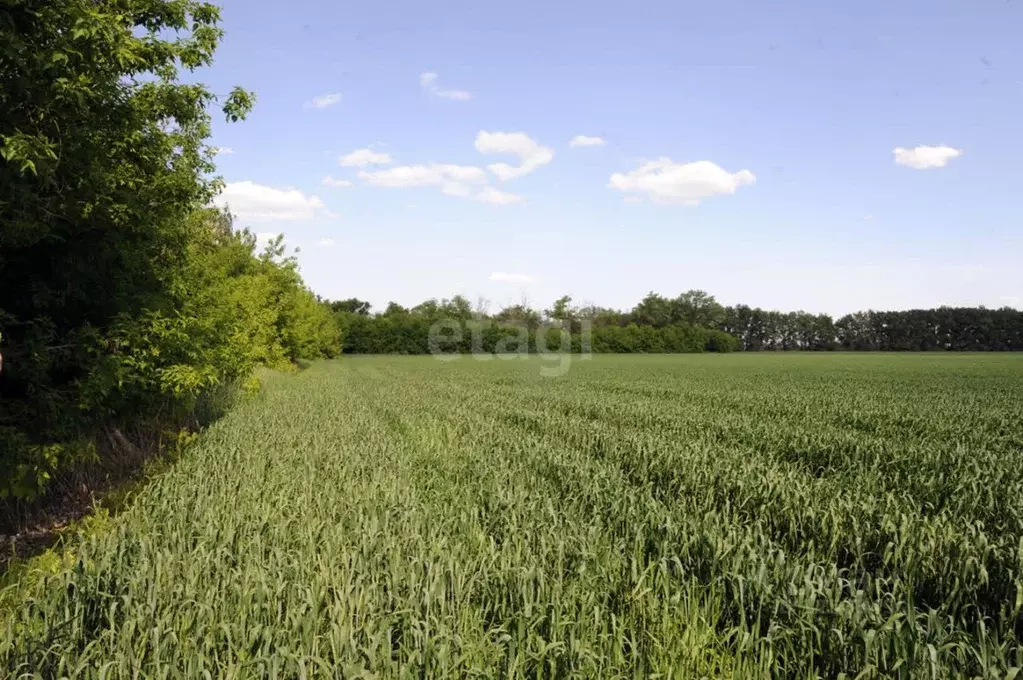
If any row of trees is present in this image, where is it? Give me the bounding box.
[328,296,739,355]
[0,1,338,503]
[329,292,1023,354]
[337,313,740,356]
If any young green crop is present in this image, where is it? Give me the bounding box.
[3,354,1023,678]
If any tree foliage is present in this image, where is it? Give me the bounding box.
[333,293,738,355]
[330,289,1022,357]
[0,0,337,501]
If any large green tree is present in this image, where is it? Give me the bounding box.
[0,0,253,497]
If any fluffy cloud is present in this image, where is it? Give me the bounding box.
[441,181,473,198]
[475,131,554,180]
[569,135,606,148]
[437,89,472,101]
[322,175,354,188]
[358,163,488,188]
[420,71,472,101]
[306,92,342,109]
[490,272,535,283]
[476,186,525,205]
[893,145,962,169]
[213,182,328,221]
[318,238,336,247]
[351,134,534,204]
[358,163,523,205]
[608,158,755,205]
[340,148,392,167]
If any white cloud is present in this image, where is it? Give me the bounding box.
[862,213,874,221]
[214,182,328,221]
[435,165,490,183]
[442,181,473,198]
[420,71,472,101]
[893,145,962,169]
[608,158,755,205]
[475,131,554,180]
[623,196,642,204]
[359,163,488,188]
[436,88,472,101]
[318,238,336,247]
[340,148,392,167]
[569,135,606,148]
[490,272,535,283]
[322,175,353,188]
[350,133,534,204]
[358,163,523,206]
[306,92,342,110]
[476,186,525,205]
[214,146,234,155]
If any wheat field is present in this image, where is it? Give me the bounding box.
[4,354,1023,678]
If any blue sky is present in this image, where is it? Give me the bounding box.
[206,0,1022,316]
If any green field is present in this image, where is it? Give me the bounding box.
[4,354,1023,678]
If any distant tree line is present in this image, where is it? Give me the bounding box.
[328,294,739,355]
[327,291,1023,354]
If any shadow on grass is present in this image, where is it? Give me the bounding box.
[0,379,245,574]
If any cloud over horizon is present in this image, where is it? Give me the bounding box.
[475,131,554,180]
[609,158,755,205]
[214,182,330,221]
[420,72,472,101]
[569,135,606,148]
[306,92,342,110]
[893,145,962,169]
[340,148,392,167]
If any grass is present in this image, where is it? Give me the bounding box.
[3,354,1023,678]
